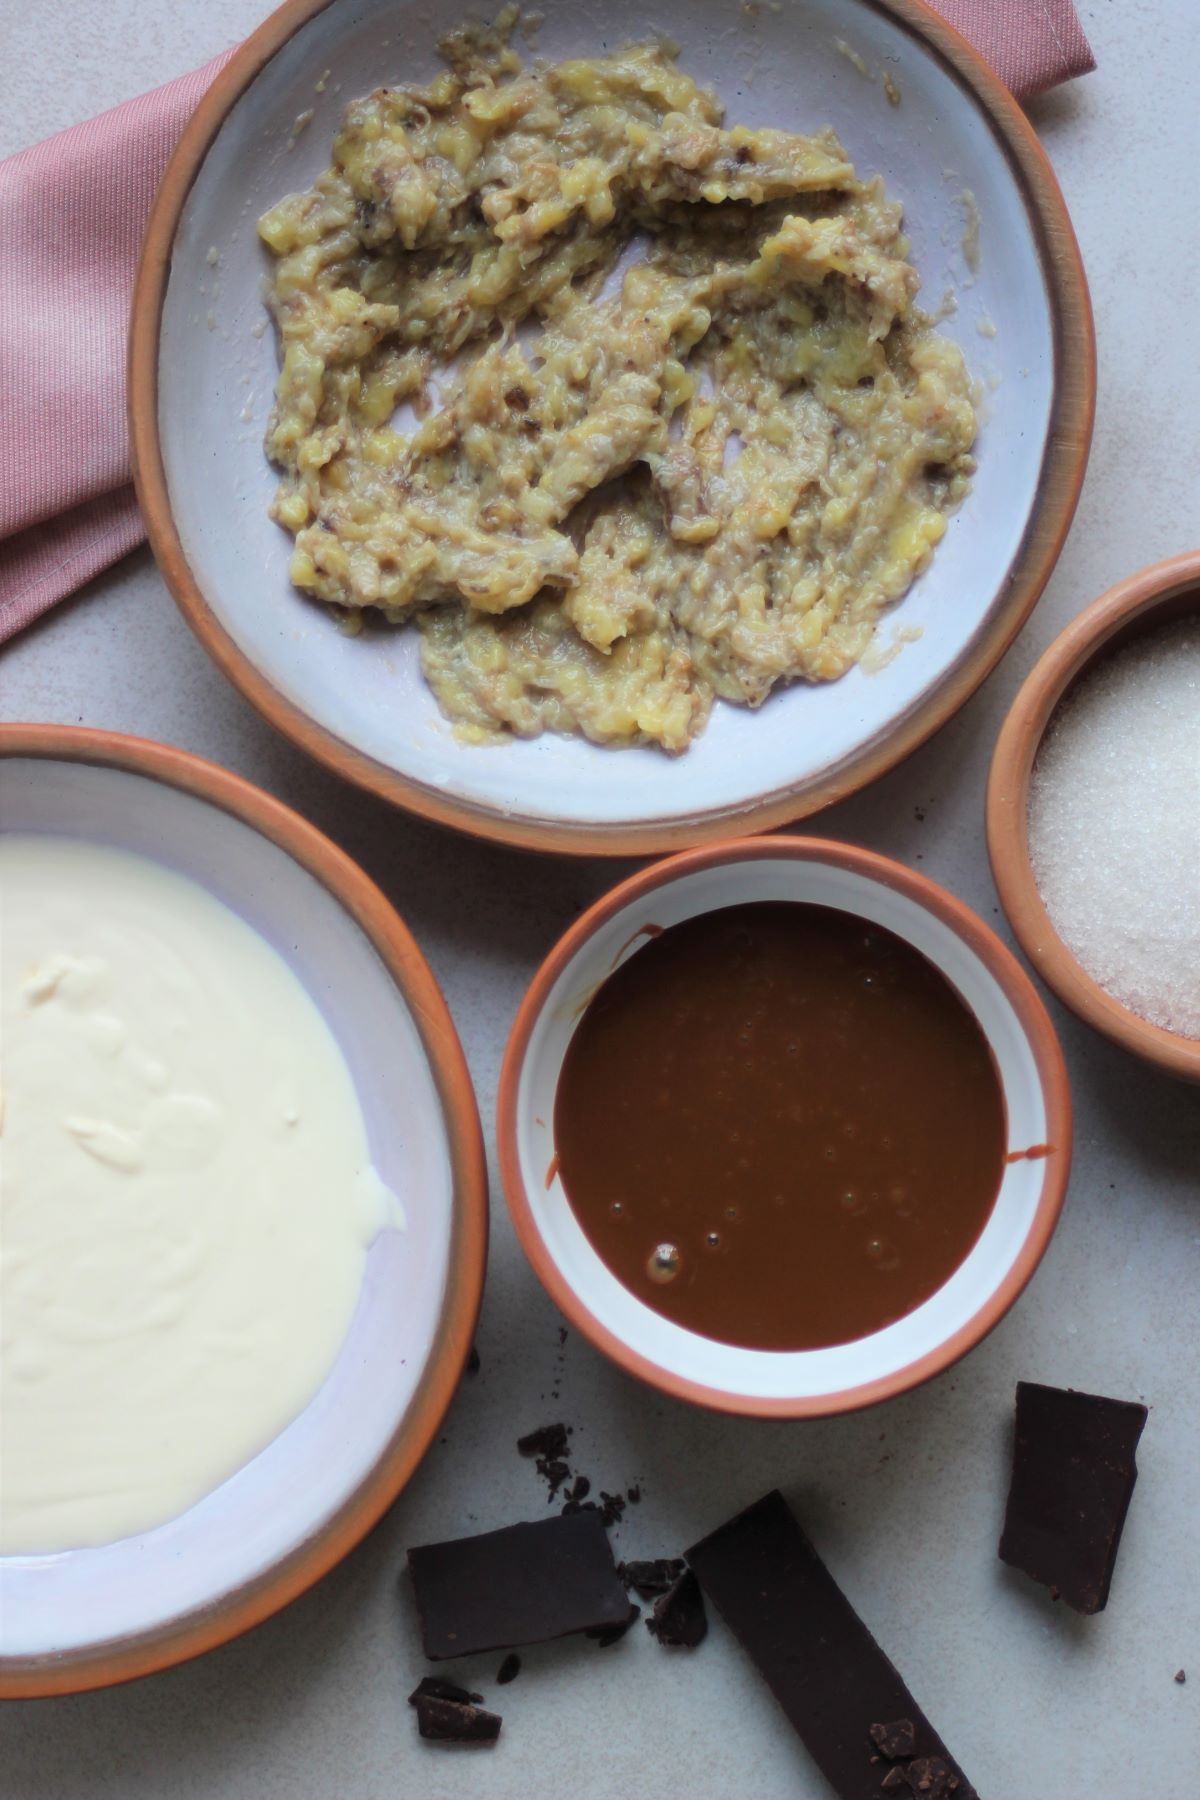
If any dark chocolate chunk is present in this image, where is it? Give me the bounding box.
[1175,1669,1187,1685]
[408,1675,482,1706]
[588,1601,640,1647]
[517,1423,569,1460]
[647,1569,708,1648]
[998,1381,1148,1614]
[686,1492,977,1800]
[905,1757,960,1796]
[598,1490,626,1527]
[408,1510,630,1659]
[627,1484,642,1504]
[541,1457,571,1496]
[496,1653,521,1685]
[620,1557,686,1599]
[413,1692,501,1747]
[870,1720,916,1761]
[564,1474,591,1504]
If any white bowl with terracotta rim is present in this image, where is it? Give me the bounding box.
[497,837,1071,1418]
[0,724,487,1698]
[129,0,1094,856]
[987,551,1200,1084]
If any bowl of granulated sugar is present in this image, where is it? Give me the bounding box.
[988,551,1200,1083]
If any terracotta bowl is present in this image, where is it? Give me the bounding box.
[497,838,1071,1418]
[0,725,487,1697]
[130,0,1093,855]
[987,552,1200,1084]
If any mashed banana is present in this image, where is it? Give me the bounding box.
[259,11,975,751]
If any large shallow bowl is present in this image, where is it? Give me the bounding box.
[131,0,1093,855]
[0,725,487,1697]
[497,837,1071,1417]
[987,551,1200,1084]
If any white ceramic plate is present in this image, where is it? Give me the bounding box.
[135,0,1092,851]
[0,731,486,1695]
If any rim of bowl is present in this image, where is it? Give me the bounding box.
[0,723,489,1699]
[496,835,1072,1418]
[986,550,1200,1084]
[128,0,1096,857]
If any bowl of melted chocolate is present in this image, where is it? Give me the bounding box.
[499,839,1072,1416]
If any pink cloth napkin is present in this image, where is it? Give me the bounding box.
[0,3,1094,646]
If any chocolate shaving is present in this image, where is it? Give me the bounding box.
[870,1720,917,1761]
[647,1569,707,1648]
[408,1676,482,1706]
[517,1423,570,1461]
[620,1557,686,1599]
[413,1692,501,1747]
[496,1653,521,1685]
[598,1490,626,1527]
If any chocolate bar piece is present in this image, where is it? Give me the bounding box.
[413,1691,502,1746]
[686,1491,976,1800]
[998,1381,1148,1614]
[647,1570,707,1648]
[408,1510,630,1659]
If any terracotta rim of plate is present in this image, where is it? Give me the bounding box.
[987,551,1200,1084]
[128,0,1096,857]
[497,835,1072,1418]
[0,723,489,1699]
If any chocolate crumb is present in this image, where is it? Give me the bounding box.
[620,1557,685,1599]
[870,1719,917,1760]
[467,1346,481,1374]
[627,1484,641,1504]
[599,1490,626,1527]
[540,1457,571,1497]
[408,1676,482,1706]
[906,1756,960,1795]
[647,1569,708,1648]
[413,1692,501,1746]
[564,1475,591,1504]
[517,1423,569,1461]
[496,1653,521,1685]
[1176,1669,1187,1684]
[588,1601,640,1647]
[558,1327,568,1346]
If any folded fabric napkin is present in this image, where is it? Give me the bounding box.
[0,1,1094,646]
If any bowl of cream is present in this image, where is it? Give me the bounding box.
[0,726,486,1696]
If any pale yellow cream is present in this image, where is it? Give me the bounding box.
[0,836,399,1554]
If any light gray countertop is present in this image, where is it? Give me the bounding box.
[3,2,1199,1795]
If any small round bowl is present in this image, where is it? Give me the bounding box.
[130,0,1093,855]
[497,838,1071,1418]
[0,725,487,1698]
[987,551,1200,1084]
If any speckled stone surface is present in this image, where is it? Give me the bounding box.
[3,4,1199,1795]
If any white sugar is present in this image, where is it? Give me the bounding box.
[1028,616,1200,1039]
